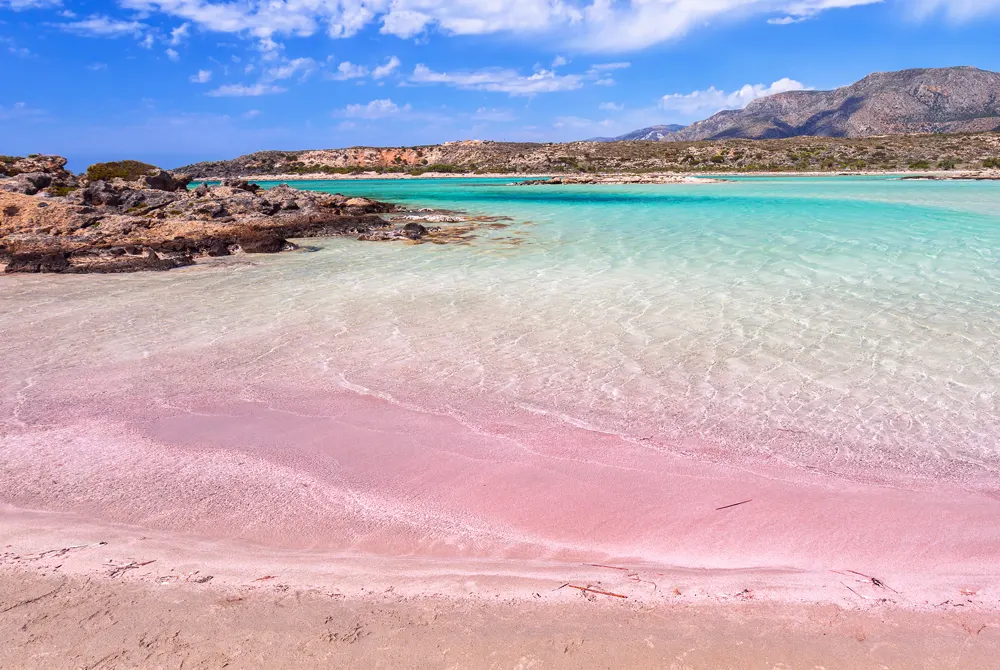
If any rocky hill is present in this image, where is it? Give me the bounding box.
[177,133,1000,177]
[658,67,1000,141]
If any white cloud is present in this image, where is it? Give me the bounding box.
[87,62,109,71]
[659,77,809,116]
[328,60,369,80]
[599,102,624,111]
[768,15,808,23]
[411,64,584,96]
[589,62,631,71]
[338,98,411,118]
[207,83,288,97]
[190,69,212,83]
[243,109,261,118]
[169,22,190,45]
[139,33,155,49]
[264,57,317,81]
[165,47,180,61]
[372,55,401,79]
[57,16,146,37]
[551,55,569,68]
[379,9,430,37]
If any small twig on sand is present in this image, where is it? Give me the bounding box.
[107,560,155,578]
[840,582,869,600]
[586,564,630,571]
[565,584,628,599]
[846,570,900,594]
[715,499,752,511]
[254,575,277,582]
[32,542,107,561]
[1,582,66,613]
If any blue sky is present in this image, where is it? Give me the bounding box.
[3,0,1000,170]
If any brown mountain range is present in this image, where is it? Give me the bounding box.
[656,67,1000,142]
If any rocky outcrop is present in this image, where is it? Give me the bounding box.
[0,155,71,178]
[0,154,78,196]
[0,159,418,274]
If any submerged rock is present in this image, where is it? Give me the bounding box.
[403,222,428,239]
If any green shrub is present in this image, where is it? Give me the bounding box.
[983,157,1000,169]
[47,185,79,197]
[937,158,957,170]
[86,160,160,182]
[908,160,931,170]
[710,154,726,164]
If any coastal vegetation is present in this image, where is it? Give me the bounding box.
[85,160,159,182]
[177,132,1000,178]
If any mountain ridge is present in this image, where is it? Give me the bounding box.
[590,124,688,142]
[645,67,1000,142]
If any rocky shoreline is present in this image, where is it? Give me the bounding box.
[0,155,441,274]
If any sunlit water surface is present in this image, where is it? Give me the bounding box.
[6,176,1000,484]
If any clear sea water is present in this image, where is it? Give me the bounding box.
[7,176,1000,484]
[263,176,1000,482]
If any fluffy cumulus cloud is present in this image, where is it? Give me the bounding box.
[410,64,584,95]
[338,98,411,118]
[659,77,808,116]
[263,57,317,81]
[327,60,369,80]
[190,69,212,83]
[372,55,401,79]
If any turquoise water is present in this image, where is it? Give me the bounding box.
[249,176,1000,481]
[9,176,1000,484]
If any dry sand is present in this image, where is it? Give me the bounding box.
[3,507,999,668]
[4,568,999,669]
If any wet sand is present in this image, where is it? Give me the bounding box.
[3,385,999,665]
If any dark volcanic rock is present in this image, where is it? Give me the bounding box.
[235,230,288,254]
[220,179,261,193]
[139,170,192,192]
[0,172,53,196]
[403,222,428,239]
[72,181,123,207]
[5,251,70,273]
